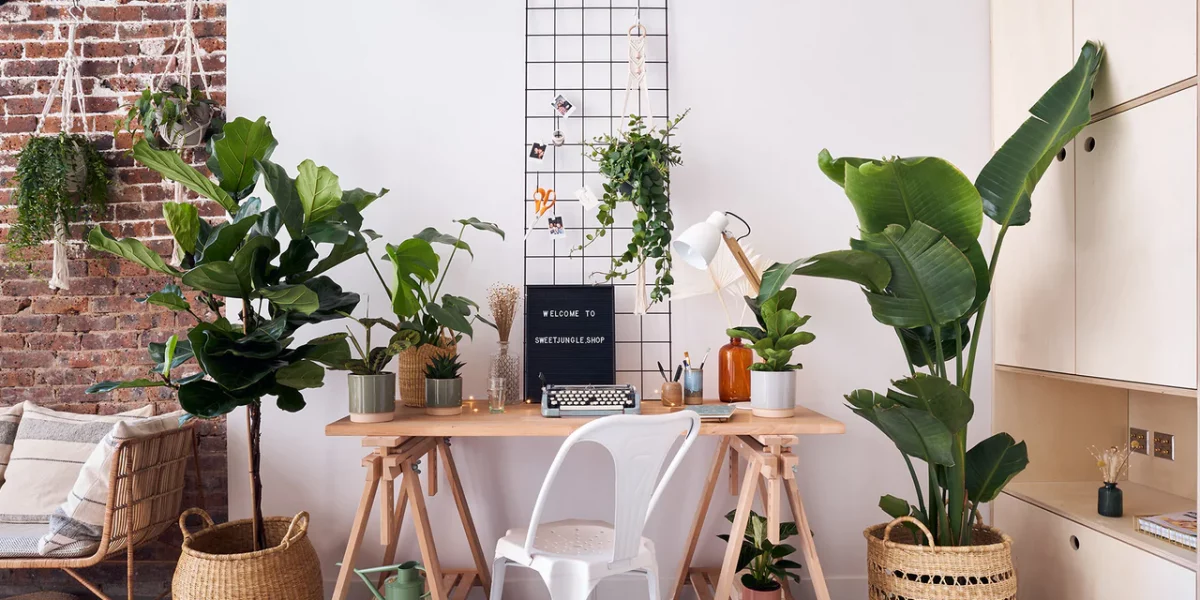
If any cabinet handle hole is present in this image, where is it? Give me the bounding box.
[1069,535,1080,550]
[1056,148,1066,162]
[1084,137,1096,152]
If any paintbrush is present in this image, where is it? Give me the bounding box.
[657,361,669,382]
[698,347,711,369]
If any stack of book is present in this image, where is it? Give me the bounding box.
[1136,511,1197,550]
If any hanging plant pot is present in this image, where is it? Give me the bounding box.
[10,133,109,257]
[157,99,214,148]
[63,145,88,195]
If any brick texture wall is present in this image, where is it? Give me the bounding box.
[0,2,227,597]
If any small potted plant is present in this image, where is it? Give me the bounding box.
[339,315,410,423]
[424,354,465,416]
[726,287,814,417]
[116,84,223,149]
[716,510,803,599]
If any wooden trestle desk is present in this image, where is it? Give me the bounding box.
[325,401,844,600]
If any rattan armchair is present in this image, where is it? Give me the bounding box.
[0,424,201,600]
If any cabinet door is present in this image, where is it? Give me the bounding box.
[996,494,1197,600]
[991,0,1077,373]
[1076,88,1198,388]
[1075,0,1197,113]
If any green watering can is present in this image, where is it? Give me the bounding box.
[337,560,429,600]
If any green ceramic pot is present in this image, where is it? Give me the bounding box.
[425,378,463,416]
[348,373,396,423]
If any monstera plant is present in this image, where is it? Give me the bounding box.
[760,42,1103,546]
[85,116,384,549]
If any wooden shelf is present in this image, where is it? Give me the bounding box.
[995,364,1197,398]
[1004,481,1197,570]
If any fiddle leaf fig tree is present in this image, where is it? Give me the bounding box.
[760,42,1103,546]
[84,116,385,550]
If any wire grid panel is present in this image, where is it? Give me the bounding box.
[524,0,672,398]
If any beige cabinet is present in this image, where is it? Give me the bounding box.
[1075,88,1197,389]
[1074,0,1197,113]
[990,0,1077,373]
[996,494,1196,599]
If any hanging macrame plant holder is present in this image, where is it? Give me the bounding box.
[37,19,89,291]
[619,18,656,315]
[154,0,213,264]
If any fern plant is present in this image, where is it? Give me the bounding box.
[424,353,465,380]
[9,133,109,255]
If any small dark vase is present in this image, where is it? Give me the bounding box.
[1097,482,1123,517]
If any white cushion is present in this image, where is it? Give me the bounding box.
[0,402,154,524]
[38,410,186,556]
[0,522,90,558]
[0,403,23,484]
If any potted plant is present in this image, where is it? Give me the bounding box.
[424,353,465,416]
[759,42,1102,599]
[85,115,383,599]
[716,509,802,599]
[116,84,223,149]
[576,111,689,307]
[338,314,406,423]
[9,132,110,285]
[372,220,504,407]
[726,287,814,418]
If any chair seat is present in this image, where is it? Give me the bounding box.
[496,518,655,566]
[0,523,92,559]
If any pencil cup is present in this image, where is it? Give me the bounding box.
[661,382,684,408]
[684,368,704,405]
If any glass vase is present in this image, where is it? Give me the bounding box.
[719,337,753,402]
[490,341,521,404]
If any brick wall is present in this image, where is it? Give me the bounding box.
[0,2,227,597]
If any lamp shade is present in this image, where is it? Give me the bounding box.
[673,211,730,269]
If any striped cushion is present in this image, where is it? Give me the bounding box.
[0,403,23,484]
[39,411,186,556]
[0,522,91,558]
[0,403,154,524]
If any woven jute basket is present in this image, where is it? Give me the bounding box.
[398,339,457,407]
[865,516,1016,600]
[172,508,323,600]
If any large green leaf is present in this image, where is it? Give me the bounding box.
[890,374,974,434]
[455,217,505,240]
[816,149,871,188]
[275,359,325,390]
[426,301,474,338]
[965,433,1029,503]
[257,284,320,314]
[178,379,245,418]
[853,222,976,328]
[87,228,180,277]
[162,202,200,254]
[296,159,342,223]
[899,320,971,368]
[342,187,388,212]
[416,227,473,257]
[257,159,304,238]
[138,283,191,312]
[976,41,1103,229]
[832,155,983,250]
[284,277,361,329]
[208,116,276,200]
[847,389,955,466]
[182,261,244,297]
[149,338,194,374]
[305,235,367,280]
[195,214,259,265]
[188,323,284,391]
[292,332,351,367]
[133,139,236,213]
[761,250,891,304]
[232,236,280,291]
[387,238,439,318]
[86,379,168,394]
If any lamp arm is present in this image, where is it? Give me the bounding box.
[721,233,761,295]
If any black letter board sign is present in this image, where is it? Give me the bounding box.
[524,285,615,401]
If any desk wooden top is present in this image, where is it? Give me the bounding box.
[324,401,845,437]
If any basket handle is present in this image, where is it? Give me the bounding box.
[279,511,310,550]
[178,507,216,543]
[883,516,936,547]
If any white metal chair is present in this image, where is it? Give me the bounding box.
[490,411,702,600]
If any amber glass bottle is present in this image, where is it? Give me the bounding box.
[718,337,753,402]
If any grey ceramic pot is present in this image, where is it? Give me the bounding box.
[425,378,463,416]
[348,372,396,423]
[749,370,796,418]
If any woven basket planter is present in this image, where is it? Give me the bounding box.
[398,340,457,408]
[865,516,1016,600]
[173,508,323,600]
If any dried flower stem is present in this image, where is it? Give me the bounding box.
[1089,444,1132,484]
[487,283,520,343]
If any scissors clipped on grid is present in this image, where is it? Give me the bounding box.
[523,187,556,240]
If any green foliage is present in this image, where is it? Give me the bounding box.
[423,353,465,380]
[716,510,802,592]
[725,288,814,372]
[9,133,110,255]
[335,313,411,375]
[115,84,223,150]
[577,111,689,304]
[758,42,1101,546]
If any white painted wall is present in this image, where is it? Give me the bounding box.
[227,2,992,598]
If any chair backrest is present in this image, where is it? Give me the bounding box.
[103,425,196,557]
[523,411,701,565]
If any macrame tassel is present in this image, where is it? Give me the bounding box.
[48,215,70,291]
[634,261,649,315]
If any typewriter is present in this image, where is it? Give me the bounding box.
[541,384,640,417]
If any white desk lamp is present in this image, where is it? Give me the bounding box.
[673,211,762,296]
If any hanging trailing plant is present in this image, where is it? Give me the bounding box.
[9,133,110,256]
[577,110,688,304]
[115,84,224,150]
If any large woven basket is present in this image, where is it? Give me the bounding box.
[172,508,323,600]
[398,339,457,407]
[865,516,1016,600]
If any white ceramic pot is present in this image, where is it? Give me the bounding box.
[750,370,796,418]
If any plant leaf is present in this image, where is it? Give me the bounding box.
[879,494,913,519]
[87,228,180,277]
[455,217,505,240]
[415,227,473,258]
[257,284,320,314]
[387,238,439,318]
[208,116,276,200]
[275,385,307,412]
[771,250,892,298]
[296,159,342,223]
[195,214,259,265]
[853,222,976,328]
[890,374,974,434]
[138,283,191,312]
[426,301,474,338]
[342,187,388,212]
[275,359,325,390]
[86,379,167,394]
[162,202,200,254]
[133,139,236,213]
[966,432,1030,503]
[182,261,245,297]
[178,378,245,418]
[257,159,304,238]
